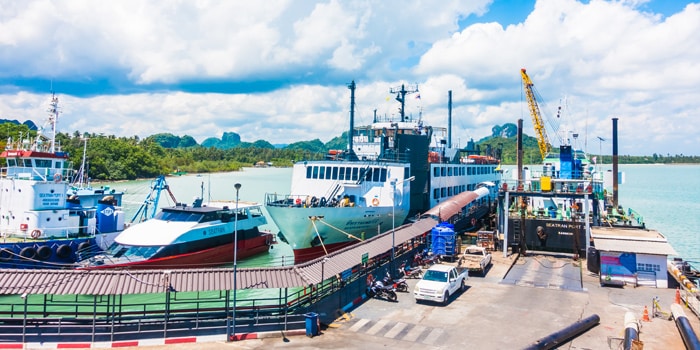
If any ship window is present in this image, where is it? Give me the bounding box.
[364,168,373,181]
[306,166,312,179]
[433,188,440,199]
[380,168,387,182]
[332,167,338,180]
[23,159,32,167]
[7,159,15,166]
[312,166,319,179]
[448,187,452,196]
[325,166,332,179]
[461,167,465,175]
[319,166,326,179]
[352,168,359,181]
[155,211,203,222]
[467,167,472,175]
[373,168,380,182]
[338,167,345,180]
[433,167,439,177]
[200,212,219,223]
[441,188,446,197]
[441,167,446,176]
[35,159,52,168]
[448,167,453,176]
[404,167,410,179]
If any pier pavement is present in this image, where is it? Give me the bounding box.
[100,252,698,350]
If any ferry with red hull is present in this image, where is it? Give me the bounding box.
[79,200,274,269]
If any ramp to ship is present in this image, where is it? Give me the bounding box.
[501,253,584,292]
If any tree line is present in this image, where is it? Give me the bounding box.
[1,122,697,181]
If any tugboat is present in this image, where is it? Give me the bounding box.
[0,93,126,269]
[265,82,501,263]
[79,198,275,269]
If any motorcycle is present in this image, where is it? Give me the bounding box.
[383,270,408,293]
[366,276,398,301]
[414,250,440,268]
[400,262,423,279]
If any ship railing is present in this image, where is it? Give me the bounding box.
[1,222,98,239]
[500,176,604,196]
[0,166,73,182]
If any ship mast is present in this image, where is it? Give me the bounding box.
[46,92,60,153]
[390,84,419,122]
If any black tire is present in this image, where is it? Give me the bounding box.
[0,248,12,262]
[56,244,72,259]
[387,291,397,302]
[36,245,52,260]
[397,283,408,293]
[19,247,37,260]
[77,241,91,253]
[461,279,467,292]
[442,291,450,306]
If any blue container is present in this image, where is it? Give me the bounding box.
[96,202,117,233]
[304,312,319,337]
[430,223,456,256]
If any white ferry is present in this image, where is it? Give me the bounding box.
[265,82,502,263]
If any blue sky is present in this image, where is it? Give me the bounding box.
[1,0,699,156]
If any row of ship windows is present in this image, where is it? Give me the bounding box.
[433,165,495,177]
[305,164,495,182]
[432,183,482,199]
[306,165,409,183]
[6,158,65,169]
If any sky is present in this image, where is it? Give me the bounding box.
[0,0,698,156]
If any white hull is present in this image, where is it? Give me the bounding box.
[267,204,408,250]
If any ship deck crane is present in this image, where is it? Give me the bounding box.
[520,68,551,161]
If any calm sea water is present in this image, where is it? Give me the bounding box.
[106,164,700,266]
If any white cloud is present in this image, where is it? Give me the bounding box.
[0,0,698,155]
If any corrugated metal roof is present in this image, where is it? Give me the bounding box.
[591,227,678,256]
[424,191,481,220]
[593,238,677,256]
[0,217,438,296]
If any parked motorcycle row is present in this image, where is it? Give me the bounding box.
[366,250,440,302]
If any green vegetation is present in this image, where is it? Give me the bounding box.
[1,122,697,181]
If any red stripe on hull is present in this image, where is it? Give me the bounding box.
[292,241,358,264]
[85,234,272,270]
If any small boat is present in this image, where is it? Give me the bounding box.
[0,93,127,269]
[79,198,275,269]
[265,82,502,263]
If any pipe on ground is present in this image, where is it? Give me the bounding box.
[672,303,700,350]
[623,311,639,350]
[523,314,600,350]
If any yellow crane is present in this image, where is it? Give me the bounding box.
[520,68,551,161]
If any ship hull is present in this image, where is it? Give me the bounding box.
[82,233,273,270]
[266,205,407,263]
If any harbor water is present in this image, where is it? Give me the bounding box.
[106,164,700,268]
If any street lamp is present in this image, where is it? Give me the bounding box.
[390,179,397,267]
[232,183,241,340]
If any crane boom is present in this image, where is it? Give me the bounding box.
[520,68,551,160]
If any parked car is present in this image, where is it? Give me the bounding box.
[413,264,468,305]
[460,245,492,275]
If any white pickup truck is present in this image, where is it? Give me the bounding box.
[460,245,492,276]
[413,264,468,305]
